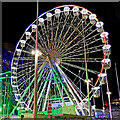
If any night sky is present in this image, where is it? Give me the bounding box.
[2,2,120,108]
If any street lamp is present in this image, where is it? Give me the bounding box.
[32,50,42,56]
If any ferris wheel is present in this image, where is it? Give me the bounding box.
[10,5,111,116]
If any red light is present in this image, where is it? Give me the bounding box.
[105,101,108,107]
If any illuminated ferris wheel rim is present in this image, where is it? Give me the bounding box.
[12,5,107,95]
[13,4,108,86]
[10,4,111,114]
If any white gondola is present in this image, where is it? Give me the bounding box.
[100,31,109,43]
[19,101,25,109]
[15,94,21,101]
[11,76,17,85]
[55,9,61,17]
[25,31,31,40]
[92,86,100,98]
[64,6,70,15]
[11,67,17,74]
[101,59,111,69]
[102,44,111,56]
[81,8,88,19]
[46,12,52,21]
[98,73,107,85]
[20,40,26,48]
[31,24,37,32]
[38,18,44,26]
[96,21,104,33]
[89,14,97,24]
[16,49,22,56]
[72,6,79,16]
[12,85,18,93]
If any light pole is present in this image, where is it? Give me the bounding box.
[84,37,91,117]
[115,63,120,100]
[34,51,38,119]
[79,70,81,97]
[105,71,112,119]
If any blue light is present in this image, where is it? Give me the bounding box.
[3,66,6,71]
[3,50,7,56]
[10,53,13,59]
[96,115,98,118]
[24,60,27,64]
[2,82,4,85]
[80,112,82,115]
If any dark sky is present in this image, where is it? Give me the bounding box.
[2,2,120,108]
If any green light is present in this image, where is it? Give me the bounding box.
[0,107,2,112]
[44,78,54,81]
[0,71,11,76]
[0,76,11,80]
